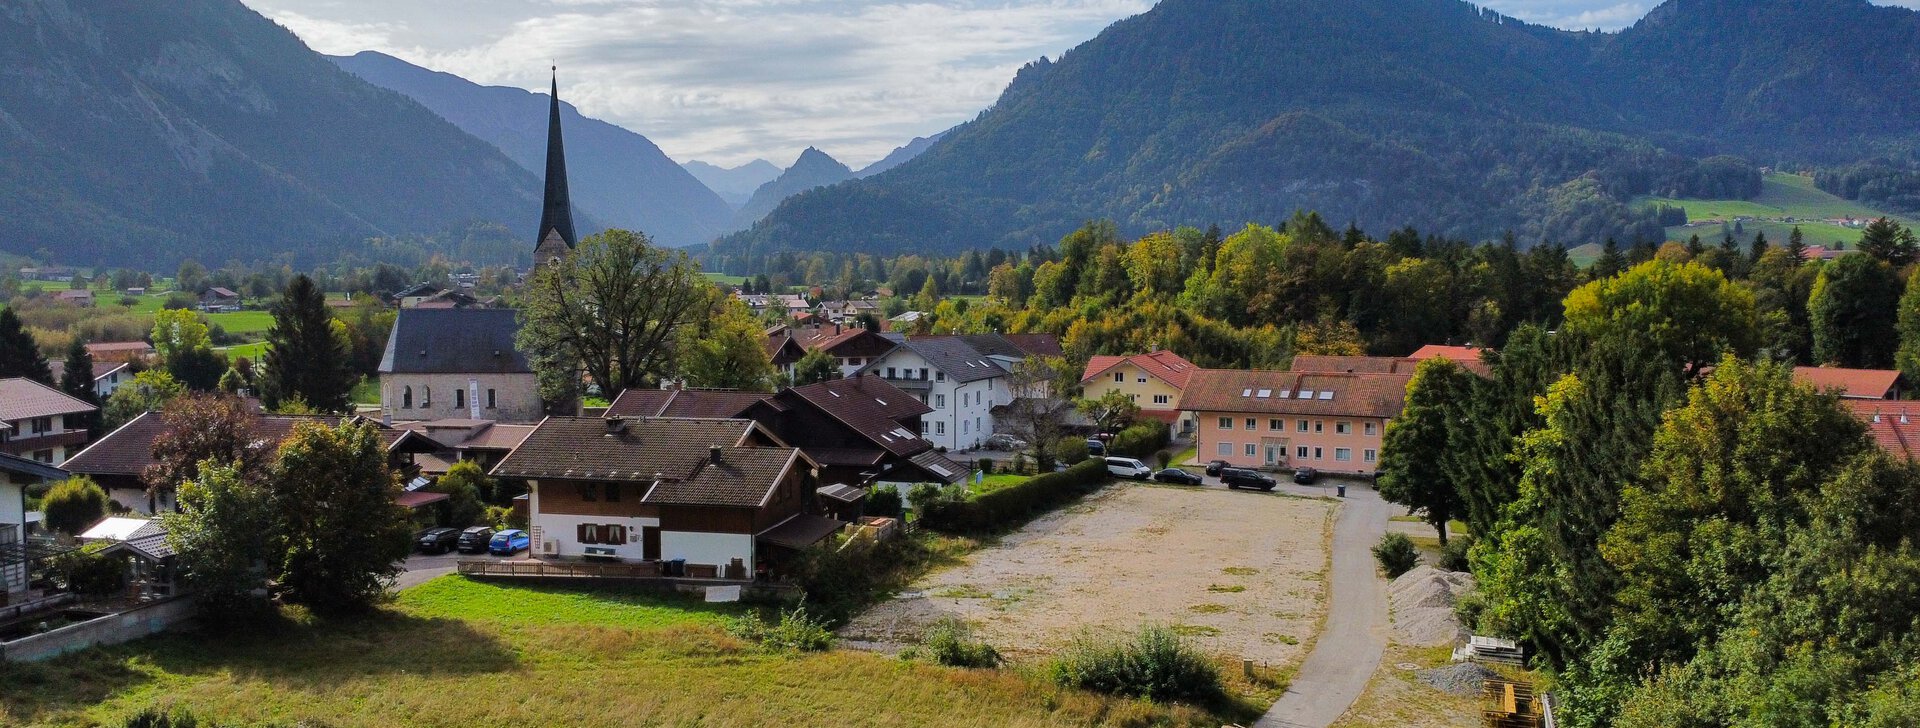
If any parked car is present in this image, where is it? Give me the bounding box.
[1221,468,1278,492]
[1204,460,1228,477]
[1103,457,1153,480]
[1085,438,1107,456]
[1293,467,1319,485]
[1152,468,1204,485]
[985,433,1029,451]
[457,526,496,554]
[489,528,530,556]
[415,527,460,554]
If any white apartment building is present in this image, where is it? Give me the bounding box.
[860,337,1012,451]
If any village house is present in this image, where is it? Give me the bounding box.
[389,419,536,479]
[378,308,542,423]
[605,379,967,491]
[1081,350,1200,435]
[47,359,130,400]
[17,266,76,282]
[792,323,898,378]
[0,378,97,466]
[763,325,809,378]
[391,283,445,308]
[1847,400,1920,461]
[198,287,241,312]
[817,299,881,323]
[62,413,414,514]
[1,453,70,604]
[1182,369,1411,476]
[494,416,840,579]
[859,336,1012,451]
[1793,366,1903,400]
[54,289,94,308]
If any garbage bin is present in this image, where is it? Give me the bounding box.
[667,558,686,577]
[1337,484,1347,498]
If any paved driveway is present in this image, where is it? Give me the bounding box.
[1256,483,1392,728]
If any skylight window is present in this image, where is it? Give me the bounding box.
[1318,391,1334,400]
[1255,389,1272,398]
[1279,390,1292,398]
[1298,390,1315,399]
[876,398,888,406]
[1242,388,1253,397]
[927,464,954,477]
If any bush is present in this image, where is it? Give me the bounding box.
[922,617,1002,668]
[906,482,964,514]
[1373,532,1419,578]
[1155,451,1173,469]
[1010,453,1029,475]
[730,604,834,652]
[1048,625,1223,703]
[977,457,995,475]
[1050,436,1089,467]
[483,505,525,531]
[1109,422,1171,459]
[865,487,903,519]
[917,459,1108,534]
[56,543,127,597]
[42,476,110,536]
[161,292,197,310]
[1439,535,1473,573]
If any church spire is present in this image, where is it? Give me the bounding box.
[534,65,577,264]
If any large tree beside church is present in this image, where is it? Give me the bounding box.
[518,229,708,399]
[259,275,355,413]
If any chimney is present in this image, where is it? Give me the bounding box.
[605,417,627,434]
[709,445,723,465]
[835,322,842,336]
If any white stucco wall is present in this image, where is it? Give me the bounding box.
[866,348,1008,451]
[530,512,662,559]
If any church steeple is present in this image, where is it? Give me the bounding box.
[534,66,577,265]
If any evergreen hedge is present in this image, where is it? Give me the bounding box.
[919,459,1108,534]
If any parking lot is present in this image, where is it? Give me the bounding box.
[845,481,1338,665]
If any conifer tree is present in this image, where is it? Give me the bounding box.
[0,308,52,384]
[260,275,354,413]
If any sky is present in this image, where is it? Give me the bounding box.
[247,0,1920,169]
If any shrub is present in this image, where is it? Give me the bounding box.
[1050,436,1089,467]
[1439,535,1473,573]
[922,617,1002,668]
[1048,625,1223,703]
[482,505,525,531]
[1155,451,1173,469]
[1373,532,1419,578]
[731,604,835,652]
[42,476,110,536]
[1109,422,1171,459]
[906,482,964,514]
[917,459,1108,534]
[162,292,196,310]
[865,487,904,519]
[56,543,127,597]
[977,457,995,475]
[1010,453,1029,475]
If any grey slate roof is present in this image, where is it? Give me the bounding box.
[894,338,1008,384]
[0,378,97,421]
[0,451,68,482]
[378,309,532,375]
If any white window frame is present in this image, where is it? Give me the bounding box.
[1336,421,1351,435]
[1335,448,1352,462]
[1219,417,1233,430]
[1364,422,1377,436]
[1364,449,1377,463]
[1244,443,1257,457]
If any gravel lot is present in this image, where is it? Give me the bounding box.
[845,482,1336,665]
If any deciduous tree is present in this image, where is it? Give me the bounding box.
[270,420,411,613]
[1810,252,1901,368]
[791,349,838,386]
[678,299,777,392]
[519,229,707,400]
[1377,358,1471,544]
[165,463,276,623]
[42,476,109,536]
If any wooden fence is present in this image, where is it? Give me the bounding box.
[458,559,661,579]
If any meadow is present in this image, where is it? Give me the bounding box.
[0,576,1246,727]
[1638,172,1919,247]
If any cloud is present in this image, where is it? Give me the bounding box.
[253,0,1147,167]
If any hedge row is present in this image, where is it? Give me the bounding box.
[920,459,1109,534]
[1108,421,1171,459]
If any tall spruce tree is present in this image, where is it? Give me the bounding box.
[58,339,100,435]
[1858,217,1918,266]
[0,308,52,384]
[260,275,354,413]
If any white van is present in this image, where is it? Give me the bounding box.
[1104,457,1152,480]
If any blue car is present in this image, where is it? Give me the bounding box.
[488,529,530,556]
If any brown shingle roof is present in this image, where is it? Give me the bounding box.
[63,412,407,479]
[604,389,770,419]
[1181,370,1411,419]
[605,389,678,418]
[491,416,768,482]
[644,447,801,508]
[781,377,932,457]
[1794,366,1902,400]
[0,378,97,421]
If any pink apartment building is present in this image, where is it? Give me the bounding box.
[1182,369,1411,476]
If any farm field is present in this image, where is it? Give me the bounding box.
[0,576,1234,727]
[1638,172,1918,247]
[846,484,1336,668]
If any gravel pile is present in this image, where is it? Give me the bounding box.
[1387,566,1477,647]
[1416,661,1500,696]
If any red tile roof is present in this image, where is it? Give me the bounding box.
[1181,370,1412,419]
[1080,350,1200,389]
[0,377,97,421]
[1410,345,1486,364]
[1845,400,1920,461]
[1794,366,1901,400]
[1290,355,1419,375]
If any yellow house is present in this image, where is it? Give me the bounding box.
[1080,350,1199,434]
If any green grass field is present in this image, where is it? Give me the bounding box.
[1639,173,1918,248]
[0,576,1242,727]
[350,376,379,405]
[203,310,274,336]
[701,272,747,285]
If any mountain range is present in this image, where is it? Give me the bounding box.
[716,0,1920,261]
[682,159,783,209]
[0,0,545,268]
[731,148,856,231]
[330,51,733,249]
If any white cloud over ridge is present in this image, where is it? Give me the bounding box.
[249,0,1920,167]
